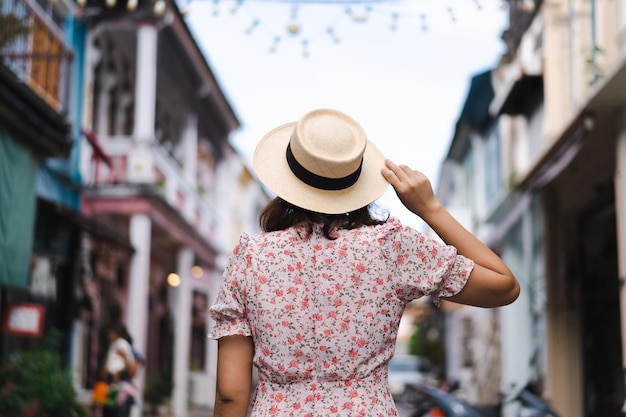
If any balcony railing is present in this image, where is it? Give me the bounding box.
[0,0,73,114]
[86,135,219,242]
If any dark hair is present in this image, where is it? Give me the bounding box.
[259,197,389,240]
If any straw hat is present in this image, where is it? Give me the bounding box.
[253,108,389,214]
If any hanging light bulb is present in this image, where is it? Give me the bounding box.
[153,0,166,16]
[351,5,371,23]
[105,0,116,8]
[420,14,428,31]
[326,27,340,44]
[287,5,300,36]
[269,36,281,53]
[389,12,399,31]
[447,7,456,23]
[212,0,220,16]
[245,18,259,35]
[523,0,536,12]
[127,0,138,11]
[231,0,243,14]
[76,0,86,6]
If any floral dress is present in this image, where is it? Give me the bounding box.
[209,217,473,417]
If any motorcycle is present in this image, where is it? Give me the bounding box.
[402,381,558,417]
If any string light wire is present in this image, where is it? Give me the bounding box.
[181,0,508,57]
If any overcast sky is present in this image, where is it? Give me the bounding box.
[186,0,508,229]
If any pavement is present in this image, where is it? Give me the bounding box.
[151,406,213,417]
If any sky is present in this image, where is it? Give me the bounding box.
[185,0,508,229]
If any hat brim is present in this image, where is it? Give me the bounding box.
[253,122,390,214]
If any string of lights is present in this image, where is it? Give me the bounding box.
[182,0,520,57]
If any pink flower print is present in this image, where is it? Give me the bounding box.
[324,258,332,265]
[269,407,278,414]
[305,394,315,403]
[288,286,297,294]
[328,310,337,318]
[259,275,268,284]
[431,247,438,256]
[293,403,301,410]
[285,304,293,311]
[276,289,284,296]
[275,393,285,403]
[262,347,270,357]
[350,390,359,398]
[324,328,332,336]
[351,276,361,284]
[281,320,290,327]
[356,264,366,273]
[397,254,405,264]
[320,345,328,352]
[289,360,298,368]
[284,249,292,255]
[343,402,353,410]
[312,313,323,321]
[349,350,358,358]
[356,338,367,348]
[334,299,343,307]
[330,406,339,413]
[287,337,295,345]
[313,244,323,251]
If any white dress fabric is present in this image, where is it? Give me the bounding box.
[209,217,473,416]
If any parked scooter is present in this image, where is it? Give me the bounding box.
[404,381,559,417]
[503,383,560,417]
[406,383,496,417]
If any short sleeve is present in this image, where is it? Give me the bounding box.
[382,218,474,307]
[208,234,252,339]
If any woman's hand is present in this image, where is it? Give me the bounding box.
[381,159,520,308]
[381,159,442,219]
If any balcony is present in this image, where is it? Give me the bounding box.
[85,134,219,242]
[1,0,73,114]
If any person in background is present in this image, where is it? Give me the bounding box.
[101,323,138,417]
[209,108,520,417]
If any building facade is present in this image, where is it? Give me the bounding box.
[1,0,269,416]
[439,0,626,415]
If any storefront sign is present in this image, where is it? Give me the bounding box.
[2,303,46,337]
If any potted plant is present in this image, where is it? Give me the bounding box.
[0,348,90,417]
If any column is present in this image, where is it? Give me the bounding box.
[183,114,198,186]
[128,24,158,183]
[127,214,152,417]
[172,248,193,417]
[613,111,626,401]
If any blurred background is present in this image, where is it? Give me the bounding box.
[0,0,624,416]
